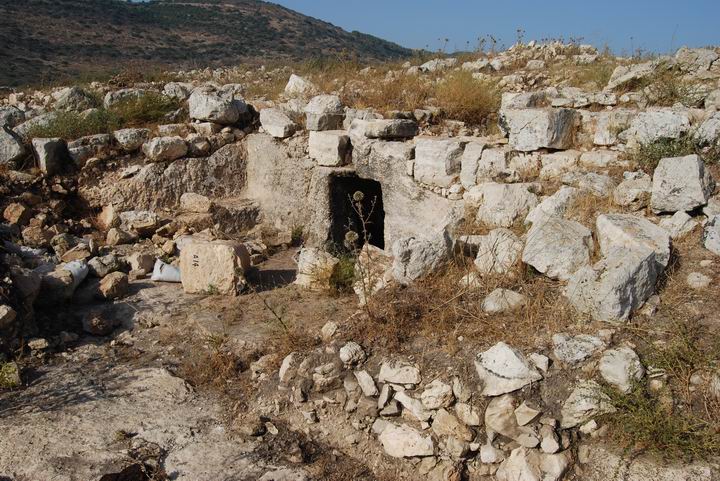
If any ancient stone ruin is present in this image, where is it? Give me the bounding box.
[1,42,720,480]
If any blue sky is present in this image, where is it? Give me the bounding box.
[271,0,720,54]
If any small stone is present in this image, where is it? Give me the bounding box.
[514,402,542,426]
[354,370,378,397]
[687,272,712,289]
[339,341,366,364]
[378,360,421,385]
[421,379,454,410]
[99,272,129,300]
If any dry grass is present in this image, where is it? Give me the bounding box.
[565,58,618,90]
[351,72,435,114]
[347,254,573,353]
[434,71,500,128]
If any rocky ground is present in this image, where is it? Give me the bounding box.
[1,42,720,480]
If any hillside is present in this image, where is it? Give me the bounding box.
[0,0,413,87]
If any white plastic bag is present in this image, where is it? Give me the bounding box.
[150,259,181,283]
[63,260,89,290]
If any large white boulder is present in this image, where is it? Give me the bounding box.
[468,182,539,228]
[539,150,580,179]
[295,248,340,290]
[703,215,720,255]
[625,108,691,146]
[32,137,67,175]
[304,95,344,131]
[596,213,671,268]
[188,89,244,125]
[308,130,350,166]
[695,112,720,146]
[613,171,652,210]
[0,128,25,166]
[474,342,543,396]
[413,137,466,188]
[284,74,316,96]
[348,119,418,140]
[525,186,578,226]
[474,228,524,275]
[142,136,188,162]
[113,128,151,152]
[522,217,593,281]
[259,108,296,138]
[391,231,453,284]
[500,108,577,152]
[179,239,251,295]
[651,155,714,213]
[565,247,661,322]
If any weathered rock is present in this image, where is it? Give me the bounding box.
[3,203,31,226]
[394,391,432,421]
[113,128,151,152]
[353,244,393,304]
[500,108,576,152]
[651,155,714,213]
[32,137,67,175]
[474,228,524,275]
[103,88,147,108]
[142,136,188,162]
[54,86,97,111]
[468,182,539,228]
[119,210,160,236]
[180,193,213,213]
[295,248,340,290]
[421,379,454,410]
[687,271,712,289]
[284,74,316,96]
[496,447,572,481]
[626,108,691,146]
[354,370,378,397]
[413,137,466,188]
[522,217,593,281]
[599,347,645,393]
[580,443,718,481]
[308,130,350,166]
[475,342,542,396]
[304,95,344,131]
[378,423,434,458]
[703,214,720,255]
[596,213,671,268]
[259,108,296,139]
[378,360,421,385]
[525,186,577,226]
[552,334,605,365]
[99,272,129,300]
[696,112,720,146]
[614,171,652,210]
[106,228,137,246]
[163,82,192,101]
[349,119,418,140]
[482,288,527,314]
[658,211,697,239]
[0,127,26,166]
[88,254,122,278]
[391,231,453,284]
[605,60,658,91]
[539,150,580,179]
[432,408,473,442]
[561,380,616,428]
[0,106,25,128]
[189,89,244,125]
[67,134,111,166]
[179,239,250,295]
[565,247,660,322]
